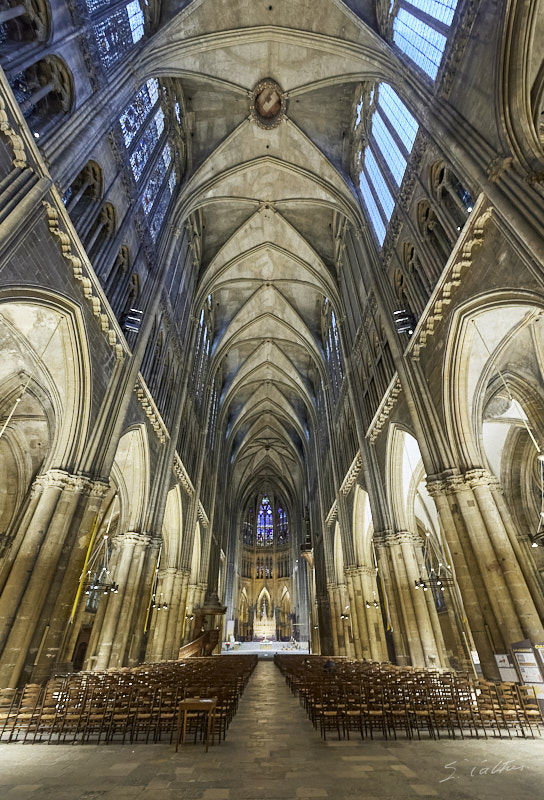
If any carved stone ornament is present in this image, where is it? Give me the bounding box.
[250,79,286,130]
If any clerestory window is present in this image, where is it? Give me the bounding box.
[358,84,418,246]
[91,0,146,71]
[391,0,459,80]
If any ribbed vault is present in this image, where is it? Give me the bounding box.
[142,0,386,516]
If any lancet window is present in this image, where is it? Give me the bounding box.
[118,78,178,243]
[91,0,146,71]
[277,507,288,545]
[257,496,274,546]
[190,302,212,407]
[323,300,344,404]
[391,0,459,80]
[206,379,220,453]
[356,83,418,245]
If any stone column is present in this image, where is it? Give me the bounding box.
[358,566,388,661]
[467,469,544,642]
[0,470,68,655]
[338,583,355,657]
[92,533,139,670]
[162,569,185,660]
[345,567,368,659]
[327,583,340,655]
[374,538,408,665]
[426,477,500,678]
[0,471,88,687]
[397,531,442,668]
[0,480,43,596]
[31,478,109,680]
[316,594,332,655]
[449,473,522,647]
[493,485,544,620]
[414,544,449,668]
[174,570,191,655]
[383,534,426,666]
[108,533,150,668]
[146,567,175,662]
[128,536,161,667]
[183,584,198,643]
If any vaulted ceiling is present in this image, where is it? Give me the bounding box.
[142,0,394,510]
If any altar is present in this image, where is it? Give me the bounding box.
[253,604,276,641]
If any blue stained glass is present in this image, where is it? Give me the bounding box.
[129,108,165,182]
[393,9,447,79]
[94,2,145,71]
[404,0,456,26]
[149,187,171,241]
[360,171,386,245]
[372,111,407,185]
[175,101,182,123]
[85,0,111,14]
[119,79,159,147]
[168,170,176,193]
[127,0,144,42]
[378,84,418,152]
[366,148,395,220]
[142,143,172,214]
[257,496,273,545]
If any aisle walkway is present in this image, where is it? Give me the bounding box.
[0,661,543,799]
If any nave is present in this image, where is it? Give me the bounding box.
[0,659,543,800]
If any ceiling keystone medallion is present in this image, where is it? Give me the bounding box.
[250,78,286,129]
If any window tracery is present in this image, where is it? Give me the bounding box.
[389,0,459,80]
[190,299,213,408]
[323,300,344,404]
[92,0,145,71]
[355,83,418,246]
[257,495,273,546]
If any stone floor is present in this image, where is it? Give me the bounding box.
[1,660,543,799]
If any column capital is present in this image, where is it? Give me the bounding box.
[35,469,74,491]
[465,468,497,489]
[121,531,151,548]
[383,530,422,548]
[356,565,377,578]
[428,471,470,496]
[372,528,394,546]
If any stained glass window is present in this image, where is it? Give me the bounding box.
[243,511,254,546]
[141,144,170,215]
[119,79,159,148]
[207,382,219,452]
[257,496,273,546]
[130,108,165,182]
[365,148,395,219]
[85,0,112,13]
[277,507,289,545]
[359,171,386,245]
[359,84,419,245]
[149,179,173,242]
[392,1,458,80]
[93,1,145,71]
[324,302,344,403]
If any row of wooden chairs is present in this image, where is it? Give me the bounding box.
[0,655,257,745]
[275,655,544,741]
